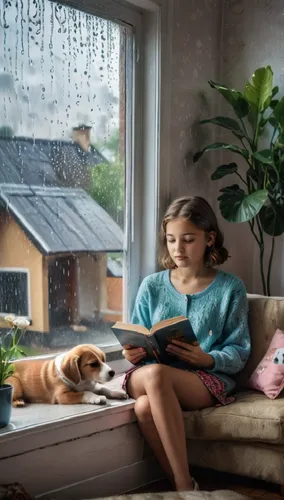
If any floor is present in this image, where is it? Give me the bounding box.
[130,468,284,499]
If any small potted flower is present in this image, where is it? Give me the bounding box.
[0,315,30,427]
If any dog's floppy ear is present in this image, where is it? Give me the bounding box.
[61,354,81,385]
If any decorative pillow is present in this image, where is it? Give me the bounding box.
[248,329,284,399]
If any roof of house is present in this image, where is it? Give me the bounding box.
[0,136,106,187]
[0,136,123,254]
[0,184,123,254]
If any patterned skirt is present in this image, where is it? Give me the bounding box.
[122,365,235,406]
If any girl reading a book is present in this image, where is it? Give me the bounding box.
[122,196,251,492]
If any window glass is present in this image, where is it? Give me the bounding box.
[0,270,29,317]
[0,0,131,356]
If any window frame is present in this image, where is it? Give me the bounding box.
[0,0,172,449]
[0,267,31,319]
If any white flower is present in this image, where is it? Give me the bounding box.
[12,317,30,329]
[4,314,16,327]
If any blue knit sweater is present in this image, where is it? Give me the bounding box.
[131,270,251,394]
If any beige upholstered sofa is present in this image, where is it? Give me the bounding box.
[183,295,284,493]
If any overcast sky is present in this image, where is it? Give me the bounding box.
[0,0,121,143]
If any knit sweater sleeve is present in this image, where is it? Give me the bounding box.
[130,278,152,330]
[207,280,251,376]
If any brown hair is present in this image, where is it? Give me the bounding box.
[159,196,229,269]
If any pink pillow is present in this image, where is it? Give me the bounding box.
[248,329,284,399]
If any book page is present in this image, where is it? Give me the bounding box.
[150,316,188,335]
[112,322,150,336]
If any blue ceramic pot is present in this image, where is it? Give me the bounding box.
[0,384,13,428]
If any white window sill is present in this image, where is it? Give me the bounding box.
[0,370,135,443]
[0,371,164,499]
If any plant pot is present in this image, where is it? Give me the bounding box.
[0,384,13,428]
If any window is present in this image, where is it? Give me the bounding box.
[0,0,140,356]
[0,269,29,317]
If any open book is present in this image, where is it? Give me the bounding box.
[111,316,197,364]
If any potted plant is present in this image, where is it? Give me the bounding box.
[0,315,29,427]
[194,66,284,296]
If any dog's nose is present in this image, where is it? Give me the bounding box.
[109,370,115,378]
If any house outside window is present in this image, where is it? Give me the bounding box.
[0,0,142,356]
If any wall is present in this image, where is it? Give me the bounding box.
[219,0,284,295]
[0,214,48,331]
[164,0,284,295]
[165,0,222,206]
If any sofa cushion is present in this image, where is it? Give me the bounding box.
[184,390,284,443]
[236,295,284,387]
[248,328,284,399]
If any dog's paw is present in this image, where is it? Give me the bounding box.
[82,391,107,405]
[13,399,26,408]
[109,390,129,400]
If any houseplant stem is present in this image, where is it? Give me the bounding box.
[256,216,267,296]
[267,235,275,297]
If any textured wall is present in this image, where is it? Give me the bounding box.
[165,0,284,295]
[219,0,284,295]
[168,0,222,208]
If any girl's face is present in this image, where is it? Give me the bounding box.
[166,217,215,269]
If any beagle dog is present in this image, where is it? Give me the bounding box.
[6,344,128,406]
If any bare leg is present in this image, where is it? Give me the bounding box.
[127,364,214,491]
[135,395,174,485]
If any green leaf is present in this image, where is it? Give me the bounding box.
[270,99,279,110]
[5,367,14,378]
[218,185,268,223]
[11,348,26,359]
[274,133,284,150]
[211,163,238,180]
[251,149,274,165]
[193,143,249,163]
[260,203,284,236]
[200,117,245,138]
[245,66,273,112]
[269,116,278,128]
[273,97,284,131]
[208,81,250,119]
[264,86,279,109]
[247,167,258,183]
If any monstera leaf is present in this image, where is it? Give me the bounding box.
[208,81,249,118]
[211,163,238,180]
[193,143,249,163]
[200,117,245,138]
[251,149,274,165]
[245,66,273,112]
[273,97,284,131]
[218,185,268,223]
[259,201,284,236]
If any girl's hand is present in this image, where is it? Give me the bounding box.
[122,345,147,365]
[166,339,214,369]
